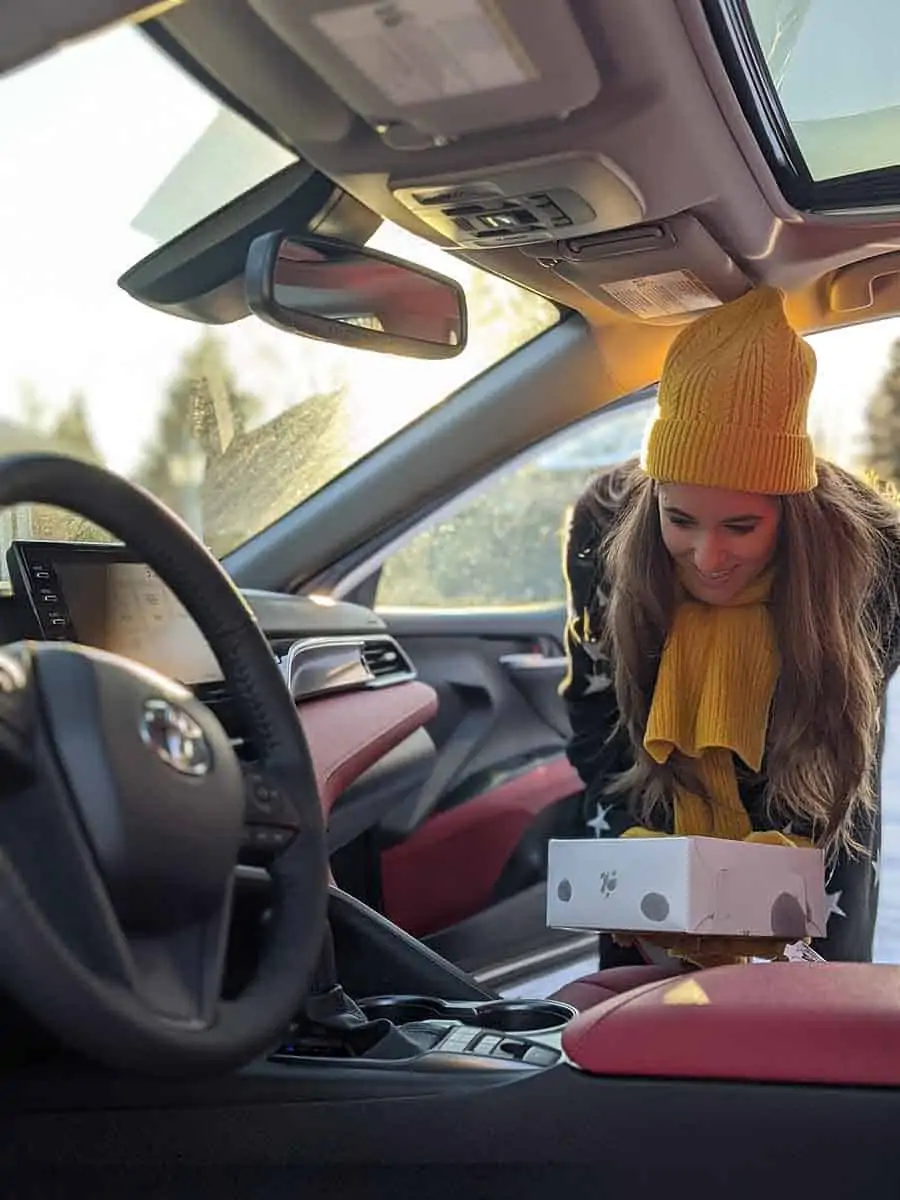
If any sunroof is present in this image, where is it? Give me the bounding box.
[746,0,900,180]
[710,0,900,210]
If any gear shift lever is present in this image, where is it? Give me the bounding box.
[302,921,368,1030]
[287,920,423,1061]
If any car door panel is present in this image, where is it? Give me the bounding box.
[374,605,584,948]
[499,652,571,738]
[382,604,571,801]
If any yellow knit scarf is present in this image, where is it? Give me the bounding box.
[643,568,779,839]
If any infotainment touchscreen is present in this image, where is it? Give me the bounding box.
[8,541,223,687]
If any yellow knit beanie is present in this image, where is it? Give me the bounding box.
[642,287,818,494]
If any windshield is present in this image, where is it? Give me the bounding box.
[0,24,559,567]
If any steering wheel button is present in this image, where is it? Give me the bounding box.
[244,824,295,852]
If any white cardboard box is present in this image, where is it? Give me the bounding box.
[546,836,827,939]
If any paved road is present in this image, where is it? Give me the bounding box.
[508,677,900,1000]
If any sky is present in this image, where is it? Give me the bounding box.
[748,0,900,121]
[747,0,900,178]
[0,17,896,486]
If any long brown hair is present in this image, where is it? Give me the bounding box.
[592,457,900,854]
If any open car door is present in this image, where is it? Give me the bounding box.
[334,393,655,984]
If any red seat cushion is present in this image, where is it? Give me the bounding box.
[550,964,684,1011]
[562,962,900,1086]
[381,755,582,937]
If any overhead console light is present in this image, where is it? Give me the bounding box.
[247,0,600,149]
[391,155,644,248]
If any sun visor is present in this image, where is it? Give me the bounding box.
[247,0,600,150]
[0,0,186,76]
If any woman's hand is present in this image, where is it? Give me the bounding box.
[637,932,789,967]
[743,829,815,850]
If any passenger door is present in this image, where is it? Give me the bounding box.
[338,393,654,978]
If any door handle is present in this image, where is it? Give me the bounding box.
[498,652,567,671]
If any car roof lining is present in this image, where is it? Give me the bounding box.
[142,0,900,385]
[9,1,900,415]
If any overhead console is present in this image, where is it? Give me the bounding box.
[391,156,642,250]
[159,0,796,328]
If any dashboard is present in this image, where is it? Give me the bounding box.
[6,538,413,698]
[2,540,439,850]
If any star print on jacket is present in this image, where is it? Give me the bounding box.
[587,802,612,836]
[583,672,612,695]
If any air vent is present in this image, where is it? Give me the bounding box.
[280,635,417,702]
[361,636,416,684]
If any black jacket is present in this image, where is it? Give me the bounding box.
[561,466,900,965]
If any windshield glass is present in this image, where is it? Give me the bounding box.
[745,0,900,181]
[0,24,559,566]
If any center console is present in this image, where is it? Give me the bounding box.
[272,994,576,1074]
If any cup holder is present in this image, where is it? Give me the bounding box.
[476,1000,577,1033]
[358,995,577,1032]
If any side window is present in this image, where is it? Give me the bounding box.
[374,395,656,611]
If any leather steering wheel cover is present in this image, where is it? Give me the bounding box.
[0,454,328,1074]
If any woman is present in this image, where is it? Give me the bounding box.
[562,286,900,968]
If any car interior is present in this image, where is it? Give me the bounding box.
[3,0,900,1193]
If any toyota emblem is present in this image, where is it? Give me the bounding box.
[140,698,212,777]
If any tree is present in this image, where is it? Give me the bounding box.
[134,330,263,521]
[463,266,559,361]
[202,386,351,557]
[50,391,104,465]
[133,330,352,556]
[2,387,111,545]
[863,339,900,486]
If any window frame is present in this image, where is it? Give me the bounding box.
[337,386,658,614]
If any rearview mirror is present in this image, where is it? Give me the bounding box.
[244,232,467,359]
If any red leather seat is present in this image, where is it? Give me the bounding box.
[561,962,900,1086]
[550,963,684,1011]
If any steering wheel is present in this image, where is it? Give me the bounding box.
[0,455,328,1077]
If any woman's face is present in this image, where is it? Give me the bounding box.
[658,482,781,605]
